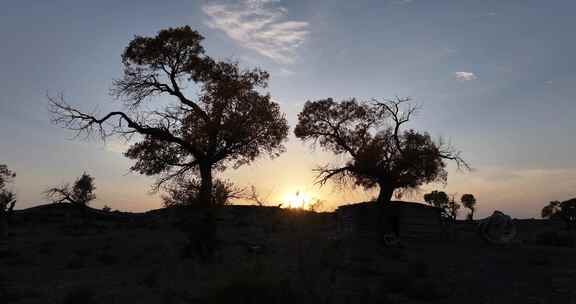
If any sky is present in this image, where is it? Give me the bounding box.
[1,0,575,218]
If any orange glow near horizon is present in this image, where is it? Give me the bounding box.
[283,190,312,209]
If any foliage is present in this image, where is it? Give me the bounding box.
[424,190,459,220]
[0,165,15,190]
[424,190,449,209]
[294,97,468,203]
[460,194,476,220]
[446,198,460,221]
[541,200,561,219]
[0,164,16,219]
[0,192,16,214]
[49,26,289,206]
[45,172,96,206]
[162,177,242,207]
[543,198,576,229]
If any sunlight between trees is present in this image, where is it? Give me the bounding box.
[48,25,469,209]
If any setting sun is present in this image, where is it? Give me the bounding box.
[283,191,311,209]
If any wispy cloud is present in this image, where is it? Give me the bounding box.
[277,67,295,76]
[454,71,477,81]
[393,0,414,4]
[202,0,310,64]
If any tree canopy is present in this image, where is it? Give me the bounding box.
[461,194,477,220]
[294,97,468,203]
[424,190,460,220]
[542,198,576,230]
[49,26,289,205]
[0,164,15,191]
[46,172,96,206]
[0,164,16,216]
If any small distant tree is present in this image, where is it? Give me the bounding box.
[0,164,16,237]
[424,190,450,218]
[294,97,469,204]
[424,190,449,208]
[46,172,96,206]
[541,200,561,219]
[447,195,461,221]
[162,176,242,207]
[559,199,576,230]
[542,198,576,230]
[461,194,476,221]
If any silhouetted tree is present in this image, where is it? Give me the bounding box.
[0,191,16,215]
[49,26,289,206]
[559,199,576,230]
[424,190,458,219]
[46,172,96,206]
[0,164,15,191]
[246,185,268,207]
[542,198,576,230]
[461,194,476,221]
[424,190,449,208]
[541,200,561,219]
[0,164,16,237]
[162,176,242,207]
[447,195,461,221]
[294,97,468,204]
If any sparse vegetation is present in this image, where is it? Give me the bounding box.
[162,177,241,207]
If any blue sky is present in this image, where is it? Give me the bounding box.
[1,0,575,218]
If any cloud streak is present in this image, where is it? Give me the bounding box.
[203,0,309,64]
[454,71,477,81]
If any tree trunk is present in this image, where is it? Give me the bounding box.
[376,183,395,204]
[199,164,213,206]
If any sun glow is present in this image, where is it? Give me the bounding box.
[283,191,311,209]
